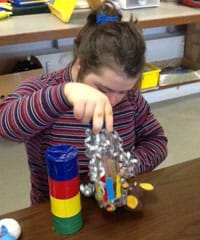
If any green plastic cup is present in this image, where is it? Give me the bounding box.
[53,211,83,235]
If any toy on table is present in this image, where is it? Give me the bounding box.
[0,10,11,19]
[0,218,21,240]
[45,144,83,235]
[0,2,12,20]
[0,0,50,20]
[81,129,154,212]
[48,0,77,23]
[10,0,48,8]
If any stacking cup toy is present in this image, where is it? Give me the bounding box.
[45,144,83,235]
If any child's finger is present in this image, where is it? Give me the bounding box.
[92,104,104,134]
[73,101,86,120]
[81,102,95,124]
[104,102,113,132]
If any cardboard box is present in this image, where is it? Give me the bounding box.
[182,23,200,70]
[161,0,178,2]
[0,57,44,101]
[87,0,102,9]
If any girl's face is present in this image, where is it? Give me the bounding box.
[82,68,139,107]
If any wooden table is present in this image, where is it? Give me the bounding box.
[1,2,200,46]
[1,158,200,239]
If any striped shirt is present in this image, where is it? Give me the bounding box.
[0,64,167,204]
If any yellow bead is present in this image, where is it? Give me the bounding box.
[127,195,138,209]
[139,183,154,191]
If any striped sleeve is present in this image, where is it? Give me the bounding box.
[0,74,70,142]
[132,92,168,174]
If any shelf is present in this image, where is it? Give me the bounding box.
[142,80,200,103]
[0,2,200,46]
[142,79,200,93]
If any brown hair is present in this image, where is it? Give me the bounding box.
[73,1,145,81]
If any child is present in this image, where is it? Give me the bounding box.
[0,1,167,204]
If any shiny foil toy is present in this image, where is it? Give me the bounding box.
[80,129,153,212]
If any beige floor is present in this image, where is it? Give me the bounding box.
[0,93,200,215]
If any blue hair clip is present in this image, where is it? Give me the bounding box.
[96,12,119,24]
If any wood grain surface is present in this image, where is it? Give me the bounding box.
[1,159,200,240]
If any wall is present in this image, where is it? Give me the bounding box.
[2,25,198,103]
[0,26,185,74]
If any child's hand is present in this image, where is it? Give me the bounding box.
[64,82,113,134]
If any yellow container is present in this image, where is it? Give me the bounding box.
[48,0,77,23]
[141,63,161,90]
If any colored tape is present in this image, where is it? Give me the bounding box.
[116,175,122,199]
[106,177,115,202]
[53,212,83,235]
[49,176,80,199]
[50,193,81,218]
[46,144,78,181]
[47,162,78,181]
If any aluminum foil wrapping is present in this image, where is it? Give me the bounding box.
[80,128,155,212]
[85,128,139,182]
[80,128,140,202]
